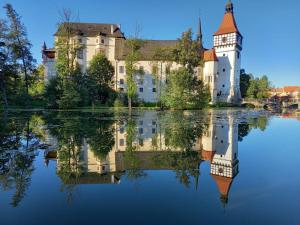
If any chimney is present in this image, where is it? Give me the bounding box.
[111,25,114,34]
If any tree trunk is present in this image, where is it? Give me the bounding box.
[128,97,132,116]
[0,79,8,111]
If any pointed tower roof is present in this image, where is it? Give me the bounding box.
[197,17,203,48]
[214,1,241,36]
[211,175,233,199]
[204,49,218,62]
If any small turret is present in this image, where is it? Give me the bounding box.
[225,0,234,13]
[197,17,203,48]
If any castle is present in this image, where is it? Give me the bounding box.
[42,1,243,104]
[45,110,239,204]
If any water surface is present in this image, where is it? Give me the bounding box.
[0,109,299,225]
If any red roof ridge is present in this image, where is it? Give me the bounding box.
[211,174,233,197]
[214,12,241,36]
[204,48,218,62]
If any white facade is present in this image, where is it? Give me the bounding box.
[43,2,242,104]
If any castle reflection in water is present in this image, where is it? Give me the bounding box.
[44,110,249,204]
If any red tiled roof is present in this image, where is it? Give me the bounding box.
[204,49,218,62]
[214,12,241,36]
[271,86,300,93]
[211,175,233,197]
[201,150,215,162]
[283,86,300,93]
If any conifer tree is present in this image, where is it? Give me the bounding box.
[4,4,36,95]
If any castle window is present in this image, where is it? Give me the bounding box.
[222,85,225,87]
[139,128,143,134]
[152,88,156,92]
[139,120,143,126]
[120,79,124,85]
[152,128,156,134]
[237,51,240,59]
[101,39,105,44]
[120,127,124,134]
[223,54,226,56]
[119,87,124,92]
[152,120,156,126]
[139,87,144,93]
[222,37,227,43]
[223,68,226,72]
[218,168,224,174]
[119,66,124,74]
[139,138,144,146]
[77,49,83,59]
[119,139,125,146]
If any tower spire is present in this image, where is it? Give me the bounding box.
[197,16,203,48]
[226,0,234,13]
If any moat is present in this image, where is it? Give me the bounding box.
[0,109,299,225]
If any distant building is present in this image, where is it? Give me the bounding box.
[271,86,300,100]
[42,1,243,104]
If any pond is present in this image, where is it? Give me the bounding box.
[0,109,299,225]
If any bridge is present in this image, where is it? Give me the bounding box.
[242,98,299,109]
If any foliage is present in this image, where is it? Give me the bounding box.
[86,53,115,105]
[29,65,45,97]
[161,68,210,109]
[57,81,81,109]
[44,76,62,108]
[240,69,252,98]
[4,4,36,95]
[246,76,271,99]
[124,38,144,111]
[173,29,202,73]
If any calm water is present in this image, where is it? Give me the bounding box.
[0,109,299,225]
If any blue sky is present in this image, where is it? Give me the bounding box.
[1,0,299,87]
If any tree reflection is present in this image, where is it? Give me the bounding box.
[238,115,269,142]
[0,112,43,207]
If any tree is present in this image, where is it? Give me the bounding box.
[47,8,85,109]
[125,38,144,113]
[4,4,36,95]
[173,29,202,73]
[87,53,115,105]
[29,65,45,98]
[246,75,271,99]
[0,19,9,110]
[151,47,174,108]
[161,68,210,109]
[240,69,252,98]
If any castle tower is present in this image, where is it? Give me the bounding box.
[210,113,239,205]
[213,0,243,103]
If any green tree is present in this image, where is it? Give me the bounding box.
[161,68,210,109]
[45,9,85,109]
[246,75,271,99]
[125,38,144,113]
[4,4,36,95]
[29,65,45,97]
[240,69,252,98]
[87,53,115,105]
[173,29,202,73]
[57,80,81,109]
[151,47,174,108]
